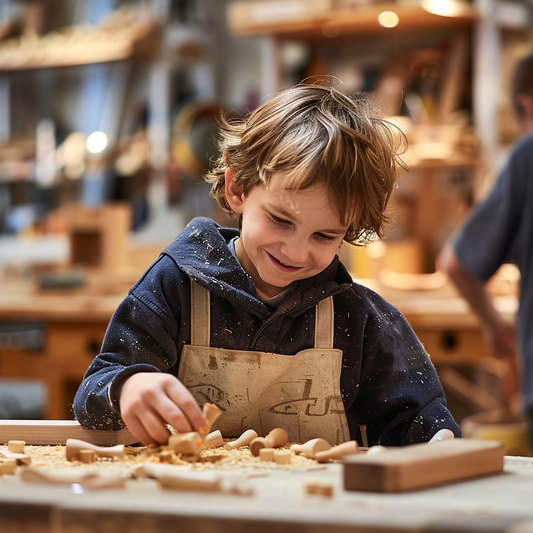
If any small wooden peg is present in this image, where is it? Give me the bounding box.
[224,429,258,450]
[290,438,331,458]
[249,428,288,457]
[274,449,292,464]
[79,449,97,463]
[200,403,222,438]
[7,440,25,453]
[65,439,125,461]
[168,432,204,455]
[315,440,359,463]
[204,430,224,448]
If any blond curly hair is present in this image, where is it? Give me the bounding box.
[204,83,407,245]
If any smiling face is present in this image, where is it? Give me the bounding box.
[225,170,348,299]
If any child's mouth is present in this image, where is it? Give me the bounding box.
[269,253,300,272]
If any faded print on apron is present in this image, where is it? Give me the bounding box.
[178,281,350,444]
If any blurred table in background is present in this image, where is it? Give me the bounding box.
[0,277,126,419]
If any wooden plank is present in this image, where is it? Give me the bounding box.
[343,439,505,493]
[0,420,139,446]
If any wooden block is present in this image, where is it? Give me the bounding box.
[7,440,25,453]
[0,460,17,475]
[0,420,138,446]
[258,448,275,462]
[343,439,505,493]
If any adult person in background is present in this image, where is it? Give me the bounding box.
[438,50,533,443]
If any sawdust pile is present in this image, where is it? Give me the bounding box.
[1,441,320,478]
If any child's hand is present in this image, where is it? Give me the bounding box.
[118,372,207,446]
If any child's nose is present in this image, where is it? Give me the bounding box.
[283,236,309,264]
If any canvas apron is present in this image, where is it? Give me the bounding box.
[178,281,350,444]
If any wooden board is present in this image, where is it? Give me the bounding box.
[0,420,139,446]
[343,439,505,493]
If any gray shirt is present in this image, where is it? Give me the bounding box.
[453,133,533,411]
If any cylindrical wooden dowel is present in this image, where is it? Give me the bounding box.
[79,449,97,463]
[315,440,359,463]
[274,449,292,464]
[250,428,288,457]
[224,429,258,450]
[290,438,331,458]
[65,438,125,461]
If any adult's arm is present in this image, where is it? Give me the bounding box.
[438,242,516,360]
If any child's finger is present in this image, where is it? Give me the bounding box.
[135,407,173,445]
[123,411,163,446]
[155,399,194,434]
[163,380,207,434]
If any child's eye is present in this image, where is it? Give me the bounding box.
[269,214,290,226]
[315,233,336,242]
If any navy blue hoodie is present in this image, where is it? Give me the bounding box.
[73,217,460,445]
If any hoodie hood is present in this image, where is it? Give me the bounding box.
[161,217,352,317]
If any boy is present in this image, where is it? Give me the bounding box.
[73,84,460,446]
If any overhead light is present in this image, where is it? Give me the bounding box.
[378,11,400,28]
[420,0,471,17]
[86,131,108,154]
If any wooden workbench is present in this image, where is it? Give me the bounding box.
[1,455,533,533]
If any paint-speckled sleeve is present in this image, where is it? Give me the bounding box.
[73,256,189,431]
[350,298,461,445]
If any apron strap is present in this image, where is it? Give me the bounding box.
[314,296,334,349]
[190,280,334,349]
[190,279,210,347]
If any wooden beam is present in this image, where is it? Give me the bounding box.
[0,420,139,446]
[343,439,504,492]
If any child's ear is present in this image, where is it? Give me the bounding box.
[225,167,245,214]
